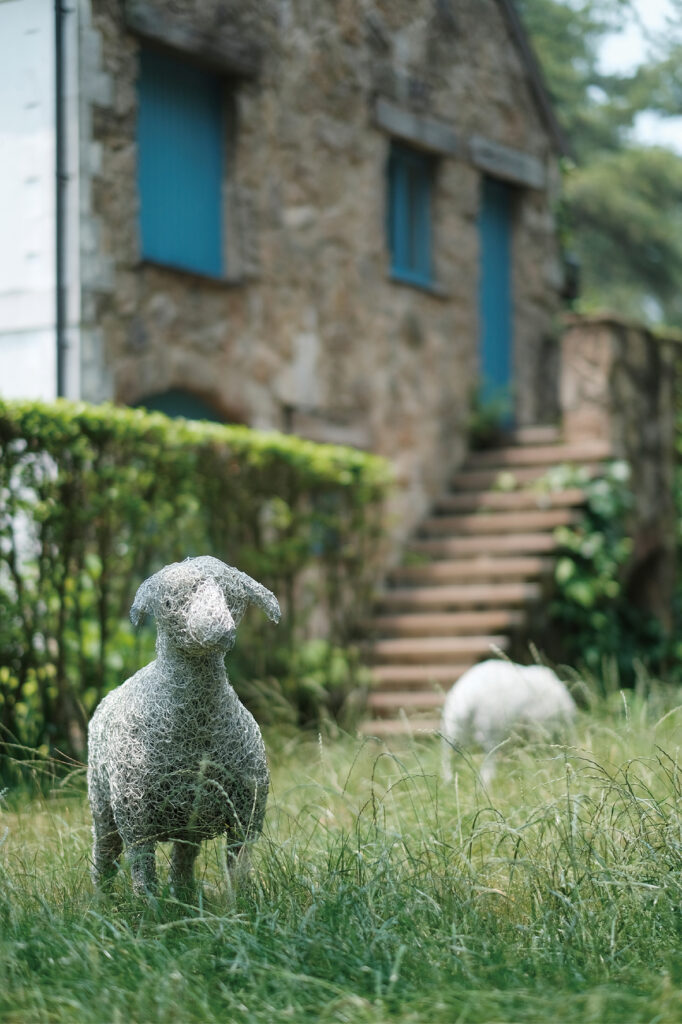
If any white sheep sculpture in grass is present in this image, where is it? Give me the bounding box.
[441,659,576,782]
[87,556,280,896]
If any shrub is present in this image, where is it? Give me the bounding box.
[547,461,668,682]
[0,399,391,764]
[466,389,513,450]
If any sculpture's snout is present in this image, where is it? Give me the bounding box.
[187,579,236,652]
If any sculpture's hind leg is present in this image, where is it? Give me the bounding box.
[91,800,123,888]
[170,839,200,897]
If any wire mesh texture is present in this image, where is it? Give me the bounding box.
[87,556,280,894]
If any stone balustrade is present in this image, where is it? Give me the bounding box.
[560,314,680,628]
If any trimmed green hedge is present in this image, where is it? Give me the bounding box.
[0,400,391,762]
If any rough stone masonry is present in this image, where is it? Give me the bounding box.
[78,0,564,545]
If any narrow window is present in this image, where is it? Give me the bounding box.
[387,142,434,287]
[138,47,224,277]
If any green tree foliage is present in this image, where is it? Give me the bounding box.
[518,0,682,326]
[518,0,631,158]
[566,146,682,323]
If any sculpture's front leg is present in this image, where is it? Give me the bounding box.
[91,801,123,888]
[128,841,157,895]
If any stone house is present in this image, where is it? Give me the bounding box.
[3,0,679,736]
[0,0,567,540]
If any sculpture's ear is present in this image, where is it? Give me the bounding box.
[236,570,281,624]
[130,575,158,626]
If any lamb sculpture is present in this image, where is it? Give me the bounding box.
[87,556,280,895]
[441,659,576,782]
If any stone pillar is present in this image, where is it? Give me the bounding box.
[560,314,678,629]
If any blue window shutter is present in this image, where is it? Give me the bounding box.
[387,143,433,286]
[388,149,408,272]
[411,159,431,282]
[479,177,513,411]
[138,47,224,277]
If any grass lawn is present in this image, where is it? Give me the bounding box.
[2,686,682,1023]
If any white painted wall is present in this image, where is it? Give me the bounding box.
[0,0,56,399]
[61,0,81,399]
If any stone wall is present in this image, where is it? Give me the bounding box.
[561,314,679,627]
[78,0,564,543]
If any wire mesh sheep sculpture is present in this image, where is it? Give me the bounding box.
[87,556,280,896]
[441,659,577,783]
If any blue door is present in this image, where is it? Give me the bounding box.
[478,177,513,415]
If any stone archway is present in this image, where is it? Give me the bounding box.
[133,388,227,423]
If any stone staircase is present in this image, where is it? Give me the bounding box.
[361,426,612,736]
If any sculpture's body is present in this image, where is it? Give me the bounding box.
[87,556,280,895]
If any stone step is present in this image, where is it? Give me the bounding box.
[507,425,562,446]
[452,463,602,491]
[370,634,508,663]
[465,440,612,469]
[370,609,523,636]
[409,534,557,558]
[358,716,440,736]
[361,430,611,735]
[368,690,446,712]
[391,556,553,585]
[434,488,585,514]
[377,581,542,610]
[370,663,474,688]
[420,507,578,537]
